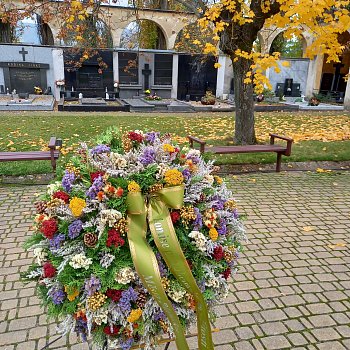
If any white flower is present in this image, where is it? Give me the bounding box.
[110,153,127,169]
[186,149,200,158]
[93,309,108,325]
[156,163,170,179]
[115,267,135,284]
[69,253,92,269]
[100,209,122,227]
[33,248,47,265]
[168,288,187,303]
[47,181,62,195]
[134,130,144,136]
[188,230,207,252]
[113,82,119,88]
[203,174,214,185]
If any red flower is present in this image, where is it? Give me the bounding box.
[90,171,105,183]
[106,229,125,248]
[53,190,70,204]
[128,131,143,143]
[212,246,225,261]
[106,289,123,302]
[222,267,231,280]
[116,187,124,197]
[170,211,180,224]
[43,262,56,278]
[40,218,58,239]
[103,325,120,336]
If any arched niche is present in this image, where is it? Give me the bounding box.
[0,13,54,45]
[63,16,113,48]
[120,19,167,50]
[269,31,306,58]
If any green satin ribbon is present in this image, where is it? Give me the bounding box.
[127,186,214,350]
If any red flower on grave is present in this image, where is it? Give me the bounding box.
[103,325,120,336]
[53,190,70,204]
[212,246,225,261]
[170,211,181,224]
[40,218,58,239]
[106,289,123,302]
[43,262,56,278]
[222,267,231,280]
[90,171,105,183]
[106,229,125,248]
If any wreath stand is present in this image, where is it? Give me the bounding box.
[41,328,220,350]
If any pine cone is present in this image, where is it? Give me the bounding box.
[159,319,169,333]
[224,250,234,263]
[114,218,128,235]
[84,232,98,248]
[135,290,148,308]
[34,201,47,214]
[47,198,64,208]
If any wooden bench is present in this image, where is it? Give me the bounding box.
[0,137,62,172]
[188,133,293,172]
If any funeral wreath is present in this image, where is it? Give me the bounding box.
[23,128,246,350]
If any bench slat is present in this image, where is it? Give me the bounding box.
[0,151,60,161]
[205,145,287,154]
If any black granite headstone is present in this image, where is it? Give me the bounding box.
[9,67,41,93]
[142,64,152,90]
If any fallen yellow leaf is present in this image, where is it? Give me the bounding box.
[328,243,346,249]
[303,226,315,232]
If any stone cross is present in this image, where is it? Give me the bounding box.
[19,47,28,62]
[142,63,152,91]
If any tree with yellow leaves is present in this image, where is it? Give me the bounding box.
[173,0,350,144]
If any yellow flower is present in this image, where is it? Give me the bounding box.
[69,197,86,217]
[128,181,141,192]
[214,175,223,185]
[127,308,142,323]
[164,169,184,186]
[209,227,218,241]
[64,286,79,301]
[163,144,175,153]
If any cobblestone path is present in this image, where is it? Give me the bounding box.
[0,171,349,350]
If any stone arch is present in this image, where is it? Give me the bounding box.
[268,29,307,58]
[119,19,167,50]
[0,13,54,45]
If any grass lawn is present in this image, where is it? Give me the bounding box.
[0,110,349,175]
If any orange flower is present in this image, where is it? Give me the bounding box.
[97,191,105,201]
[116,187,124,197]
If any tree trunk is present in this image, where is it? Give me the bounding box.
[232,56,257,145]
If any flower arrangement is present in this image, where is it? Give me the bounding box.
[34,86,43,95]
[144,89,151,95]
[144,93,162,101]
[201,90,216,105]
[23,128,246,350]
[55,80,65,87]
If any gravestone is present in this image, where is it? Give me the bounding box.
[0,62,49,94]
[142,64,152,91]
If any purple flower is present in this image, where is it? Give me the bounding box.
[233,208,239,219]
[212,196,225,210]
[119,338,134,350]
[155,252,167,277]
[49,233,66,252]
[144,131,159,144]
[48,285,65,305]
[193,207,203,229]
[182,168,191,181]
[217,218,227,235]
[91,144,110,155]
[186,153,200,164]
[68,220,83,239]
[86,176,104,199]
[139,147,156,166]
[75,317,88,342]
[84,275,101,296]
[118,287,138,314]
[153,311,166,321]
[62,170,75,193]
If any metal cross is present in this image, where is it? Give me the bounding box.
[19,47,28,61]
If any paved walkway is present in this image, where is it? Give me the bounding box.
[0,171,349,350]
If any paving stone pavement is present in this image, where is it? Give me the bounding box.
[0,171,349,350]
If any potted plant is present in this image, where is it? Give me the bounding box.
[201,90,216,105]
[308,96,320,106]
